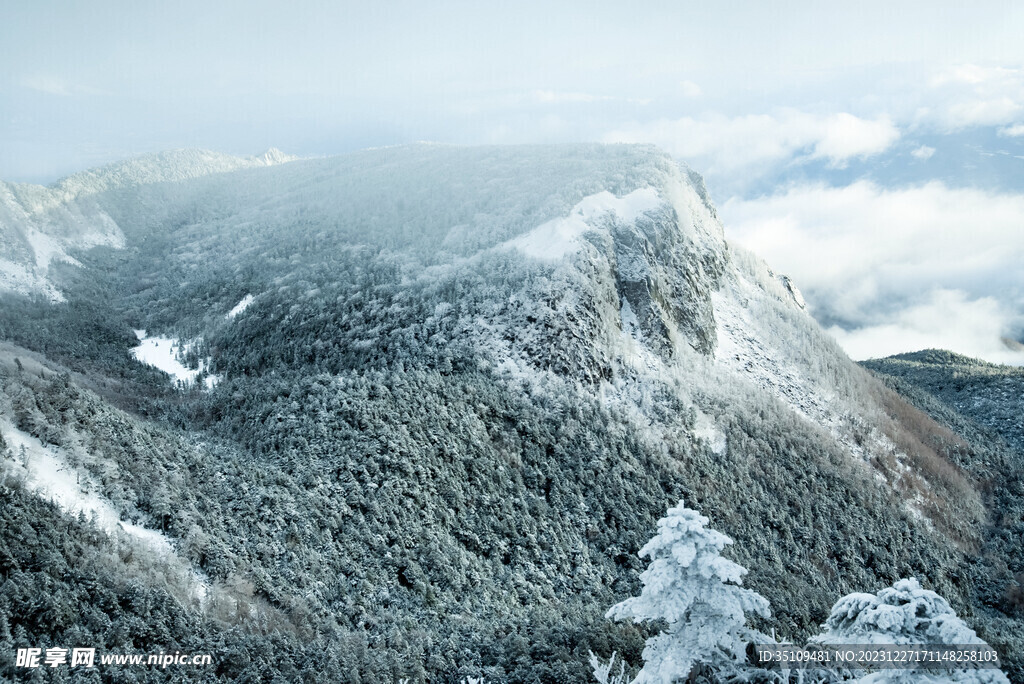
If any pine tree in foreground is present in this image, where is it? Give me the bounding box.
[810,577,1009,684]
[607,500,771,682]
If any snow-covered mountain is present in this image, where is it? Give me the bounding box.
[0,148,296,301]
[0,144,1020,682]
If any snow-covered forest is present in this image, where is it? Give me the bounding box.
[0,145,1021,682]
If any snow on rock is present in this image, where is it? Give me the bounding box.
[713,269,832,425]
[256,148,299,166]
[773,272,806,310]
[0,180,125,301]
[226,293,255,319]
[1,420,210,603]
[506,188,662,261]
[0,260,63,302]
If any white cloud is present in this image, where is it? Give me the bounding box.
[945,97,1022,128]
[21,74,104,97]
[910,145,935,159]
[927,64,1024,129]
[999,123,1024,137]
[930,64,1021,87]
[932,65,993,87]
[453,89,651,116]
[828,290,1024,365]
[679,80,702,97]
[812,113,899,165]
[532,90,609,104]
[529,90,652,106]
[602,110,899,177]
[722,181,1024,364]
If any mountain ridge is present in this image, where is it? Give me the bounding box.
[1,144,1021,681]
[0,147,298,302]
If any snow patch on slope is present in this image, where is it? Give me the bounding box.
[711,255,955,516]
[1,420,209,603]
[619,298,643,340]
[0,208,119,303]
[226,294,255,319]
[0,260,62,301]
[25,227,79,269]
[131,330,220,389]
[0,186,126,301]
[693,411,727,456]
[507,188,662,261]
[714,283,826,422]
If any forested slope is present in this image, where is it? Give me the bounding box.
[1,145,1021,681]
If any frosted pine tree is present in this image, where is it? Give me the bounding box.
[811,578,1009,683]
[606,500,770,683]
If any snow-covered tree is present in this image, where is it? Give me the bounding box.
[811,578,1008,683]
[607,500,770,682]
[590,651,629,684]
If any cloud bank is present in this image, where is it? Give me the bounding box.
[927,64,1024,129]
[603,110,898,181]
[828,290,1024,366]
[722,181,1024,364]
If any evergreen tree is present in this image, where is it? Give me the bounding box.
[607,500,770,682]
[811,578,1009,683]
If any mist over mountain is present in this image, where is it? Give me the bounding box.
[0,144,1021,682]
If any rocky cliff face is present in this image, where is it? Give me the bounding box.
[0,144,1020,682]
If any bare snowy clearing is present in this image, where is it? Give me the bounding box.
[225,293,255,319]
[131,330,220,389]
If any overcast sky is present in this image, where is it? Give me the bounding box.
[3,1,1023,362]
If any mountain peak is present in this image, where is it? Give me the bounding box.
[256,148,298,166]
